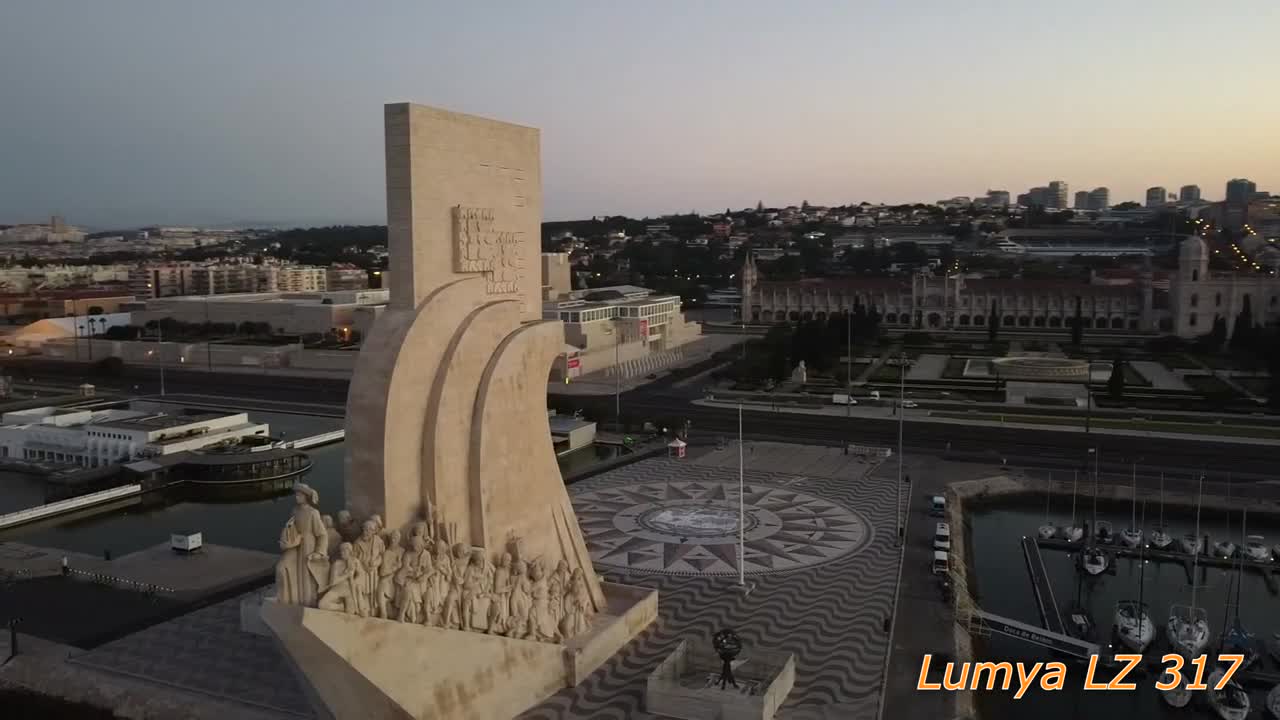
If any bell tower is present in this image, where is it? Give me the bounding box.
[740,251,758,323]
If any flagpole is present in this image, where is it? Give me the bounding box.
[738,400,745,587]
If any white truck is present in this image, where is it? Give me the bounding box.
[831,394,858,406]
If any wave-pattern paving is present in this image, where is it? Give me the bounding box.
[521,456,900,719]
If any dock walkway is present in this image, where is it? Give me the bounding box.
[1022,536,1066,635]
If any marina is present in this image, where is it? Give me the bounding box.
[967,477,1280,719]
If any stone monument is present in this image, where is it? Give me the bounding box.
[261,103,658,720]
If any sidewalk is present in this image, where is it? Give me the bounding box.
[693,398,1280,446]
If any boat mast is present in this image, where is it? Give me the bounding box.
[1045,471,1052,524]
[1071,471,1078,529]
[1191,475,1203,610]
[1131,462,1137,532]
[1159,472,1165,529]
[1137,499,1147,615]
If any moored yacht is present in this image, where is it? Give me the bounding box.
[1114,600,1153,652]
[1244,534,1271,563]
[1207,667,1250,720]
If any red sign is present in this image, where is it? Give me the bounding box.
[640,319,648,344]
[567,358,580,369]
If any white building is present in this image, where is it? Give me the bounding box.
[543,286,702,381]
[0,406,269,468]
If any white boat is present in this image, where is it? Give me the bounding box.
[1095,520,1114,545]
[1060,525,1084,542]
[1119,528,1142,547]
[1245,534,1271,563]
[1167,604,1211,657]
[1037,524,1056,540]
[1114,600,1153,652]
[1161,676,1193,708]
[1207,668,1250,720]
[1081,547,1108,576]
[1038,475,1057,541]
[1266,684,1280,718]
[1181,533,1204,555]
[1214,539,1237,558]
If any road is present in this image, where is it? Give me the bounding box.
[7,358,1279,481]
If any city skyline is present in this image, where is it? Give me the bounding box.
[1,1,1277,229]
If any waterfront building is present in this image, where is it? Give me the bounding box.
[1048,181,1069,209]
[1179,185,1201,202]
[1227,178,1257,205]
[1074,191,1090,210]
[543,285,702,381]
[741,236,1280,339]
[0,406,269,468]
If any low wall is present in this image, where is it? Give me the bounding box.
[0,483,141,530]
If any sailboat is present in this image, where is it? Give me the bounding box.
[1207,666,1250,720]
[1113,500,1152,652]
[1149,472,1173,550]
[1037,473,1056,540]
[1219,510,1260,670]
[1245,534,1272,563]
[1119,462,1142,548]
[1169,475,1211,658]
[1081,455,1109,575]
[1266,684,1280,718]
[1059,471,1084,542]
[1213,473,1237,558]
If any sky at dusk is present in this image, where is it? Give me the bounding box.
[1,1,1277,229]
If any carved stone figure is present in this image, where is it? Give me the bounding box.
[352,520,385,612]
[559,568,591,639]
[395,535,429,624]
[275,484,329,606]
[321,514,342,557]
[375,528,404,619]
[336,509,359,542]
[548,560,570,628]
[443,543,471,630]
[462,548,493,632]
[319,543,365,615]
[423,539,451,625]
[529,562,560,643]
[487,553,513,635]
[508,558,532,640]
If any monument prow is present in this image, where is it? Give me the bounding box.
[266,102,656,720]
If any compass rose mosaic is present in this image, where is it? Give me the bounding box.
[572,480,872,576]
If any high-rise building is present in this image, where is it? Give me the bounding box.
[1179,185,1201,202]
[1074,191,1091,210]
[985,190,1010,207]
[1087,187,1110,210]
[1145,187,1168,208]
[1048,180,1069,209]
[1227,178,1257,205]
[1022,186,1051,207]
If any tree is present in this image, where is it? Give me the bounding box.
[86,305,104,315]
[988,303,999,343]
[1071,296,1083,346]
[801,200,810,211]
[1230,294,1254,350]
[756,200,764,212]
[1107,356,1125,400]
[1113,201,1141,211]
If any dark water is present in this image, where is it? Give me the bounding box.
[2,407,613,557]
[971,496,1280,719]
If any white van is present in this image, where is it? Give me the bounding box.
[933,522,951,551]
[930,495,947,517]
[932,550,950,575]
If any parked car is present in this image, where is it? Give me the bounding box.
[932,550,950,575]
[930,495,947,517]
[934,522,951,551]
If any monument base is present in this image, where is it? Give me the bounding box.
[261,582,658,720]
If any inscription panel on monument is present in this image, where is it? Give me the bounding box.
[453,205,526,295]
